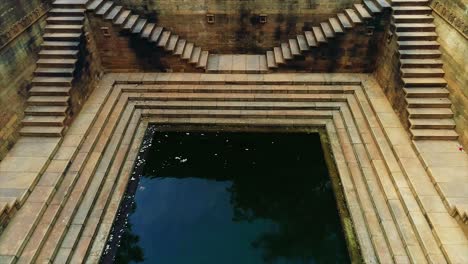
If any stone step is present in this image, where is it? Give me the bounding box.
[25,106,68,116]
[281,43,293,60]
[189,47,202,64]
[198,51,209,69]
[403,77,447,87]
[354,4,372,20]
[404,87,449,98]
[27,96,70,106]
[157,31,171,48]
[410,119,456,129]
[312,27,327,43]
[329,17,344,34]
[304,31,318,47]
[273,47,285,65]
[30,86,71,97]
[143,109,336,119]
[31,77,73,87]
[182,43,194,60]
[41,41,79,50]
[395,23,436,32]
[45,24,83,33]
[397,31,438,41]
[320,22,334,38]
[53,0,89,9]
[174,39,186,56]
[345,9,362,24]
[166,35,179,52]
[406,98,452,108]
[46,16,84,25]
[43,33,81,41]
[374,0,391,9]
[401,68,444,77]
[407,108,454,119]
[266,51,277,68]
[19,126,64,137]
[123,14,139,31]
[363,0,381,14]
[86,0,105,11]
[400,59,443,68]
[399,49,441,59]
[296,35,309,51]
[411,129,459,140]
[113,9,131,26]
[140,23,155,39]
[22,115,66,126]
[337,13,353,29]
[150,26,164,42]
[398,40,439,49]
[393,14,434,23]
[392,0,429,6]
[37,58,77,68]
[393,6,432,15]
[288,39,301,56]
[39,50,78,59]
[49,8,86,17]
[95,1,114,16]
[34,68,75,77]
[131,18,147,34]
[105,5,123,21]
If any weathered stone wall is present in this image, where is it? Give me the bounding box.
[114,0,359,53]
[430,0,468,147]
[0,0,50,161]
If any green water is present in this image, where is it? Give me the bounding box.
[108,131,350,264]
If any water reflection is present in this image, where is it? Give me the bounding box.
[111,132,349,264]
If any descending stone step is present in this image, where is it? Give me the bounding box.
[123,15,139,31]
[53,0,89,8]
[273,47,285,65]
[401,68,444,77]
[37,58,77,68]
[266,51,277,68]
[19,126,64,137]
[397,32,438,41]
[150,26,163,42]
[86,0,105,11]
[312,27,326,43]
[374,0,391,9]
[398,40,439,49]
[49,8,86,17]
[189,47,201,64]
[157,31,171,48]
[22,116,66,126]
[410,119,456,129]
[408,108,454,119]
[31,77,73,86]
[345,9,362,24]
[406,98,451,108]
[39,50,78,59]
[281,43,293,60]
[363,0,381,14]
[288,39,301,56]
[46,16,84,25]
[132,19,147,34]
[29,86,71,96]
[114,10,131,25]
[34,68,75,77]
[392,0,429,6]
[411,129,459,140]
[320,22,334,38]
[140,23,155,38]
[393,6,432,15]
[166,35,179,52]
[96,1,114,16]
[174,39,186,56]
[45,24,83,33]
[395,23,436,32]
[400,58,443,68]
[27,96,70,106]
[182,43,194,60]
[25,106,68,116]
[337,13,353,29]
[197,51,209,68]
[41,41,79,50]
[393,14,434,23]
[403,87,449,98]
[296,35,309,51]
[403,77,447,87]
[329,18,344,34]
[354,4,372,19]
[304,31,318,47]
[43,33,81,41]
[105,5,123,21]
[399,49,441,59]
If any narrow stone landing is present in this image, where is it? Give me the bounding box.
[206,54,268,73]
[0,73,466,264]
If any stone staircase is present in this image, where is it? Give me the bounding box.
[19,0,88,137]
[391,0,458,140]
[266,0,391,69]
[86,0,211,70]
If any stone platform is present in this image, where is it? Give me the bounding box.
[0,73,466,263]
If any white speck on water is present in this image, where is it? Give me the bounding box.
[181,159,188,163]
[186,132,190,135]
[245,148,249,151]
[131,177,136,181]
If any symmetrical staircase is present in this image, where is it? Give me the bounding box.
[266,0,391,69]
[87,0,211,70]
[19,0,87,137]
[391,0,458,140]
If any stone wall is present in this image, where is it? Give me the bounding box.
[430,0,468,147]
[0,0,50,161]
[114,0,359,53]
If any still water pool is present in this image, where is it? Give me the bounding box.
[105,131,350,263]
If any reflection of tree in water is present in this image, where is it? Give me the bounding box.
[114,202,145,263]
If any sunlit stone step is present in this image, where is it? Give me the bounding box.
[411,129,459,140]
[403,78,447,87]
[410,119,456,129]
[393,14,434,23]
[46,16,84,25]
[400,59,443,68]
[27,96,70,106]
[395,23,436,32]
[49,8,86,17]
[408,108,454,119]
[41,41,79,50]
[25,106,68,116]
[393,6,432,15]
[22,115,66,126]
[406,98,451,108]
[401,68,444,77]
[397,31,438,41]
[404,88,449,98]
[45,24,83,33]
[392,0,429,6]
[19,126,64,137]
